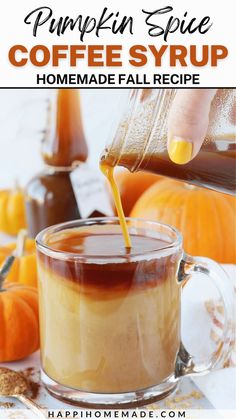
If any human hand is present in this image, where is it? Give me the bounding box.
[167,89,217,164]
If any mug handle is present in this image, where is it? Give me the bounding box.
[175,253,235,378]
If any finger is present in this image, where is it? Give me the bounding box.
[167,89,217,164]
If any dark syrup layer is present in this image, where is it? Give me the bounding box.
[38,228,180,295]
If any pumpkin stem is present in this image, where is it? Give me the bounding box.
[13,178,21,192]
[0,230,27,291]
[0,255,15,291]
[15,229,27,258]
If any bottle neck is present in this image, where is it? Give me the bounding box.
[44,161,81,173]
[42,89,88,167]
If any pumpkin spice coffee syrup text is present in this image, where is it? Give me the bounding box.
[24,6,212,41]
[10,44,227,68]
[12,6,227,72]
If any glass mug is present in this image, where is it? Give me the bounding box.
[36,218,234,408]
[101,89,236,195]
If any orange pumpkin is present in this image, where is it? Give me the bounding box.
[0,239,37,287]
[112,170,161,216]
[0,185,26,235]
[0,282,39,362]
[131,179,236,264]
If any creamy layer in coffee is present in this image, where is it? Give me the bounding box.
[37,224,181,393]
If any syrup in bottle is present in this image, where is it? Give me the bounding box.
[25,89,88,237]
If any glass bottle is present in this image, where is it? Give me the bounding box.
[25,89,89,238]
[101,89,236,195]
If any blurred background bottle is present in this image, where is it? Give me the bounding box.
[25,89,88,237]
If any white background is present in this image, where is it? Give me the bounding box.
[0,89,128,188]
[0,0,235,87]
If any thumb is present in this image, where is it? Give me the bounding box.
[167,89,217,164]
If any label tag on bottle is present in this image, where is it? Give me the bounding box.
[70,163,114,218]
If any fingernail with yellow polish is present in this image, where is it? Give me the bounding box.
[169,138,193,164]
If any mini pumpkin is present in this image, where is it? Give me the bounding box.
[0,236,37,288]
[0,281,39,362]
[131,179,236,264]
[0,184,26,235]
